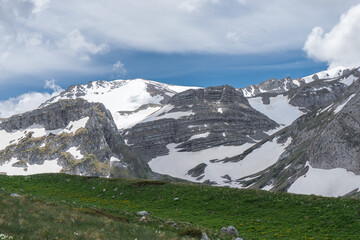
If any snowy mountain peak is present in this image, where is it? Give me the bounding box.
[42,78,199,129]
[240,66,360,98]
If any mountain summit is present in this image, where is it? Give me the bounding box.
[1,66,360,197]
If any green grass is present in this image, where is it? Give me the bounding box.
[1,174,360,239]
[0,193,182,240]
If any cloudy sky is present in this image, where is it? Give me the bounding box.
[0,0,360,117]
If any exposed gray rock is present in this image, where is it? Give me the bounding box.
[287,81,346,111]
[10,193,21,198]
[221,225,239,236]
[125,85,279,161]
[201,232,211,240]
[240,76,303,97]
[137,211,149,216]
[0,99,151,178]
[238,76,360,192]
[187,163,207,178]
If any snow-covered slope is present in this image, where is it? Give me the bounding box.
[42,79,199,129]
[240,66,360,127]
[149,137,291,187]
[248,95,303,126]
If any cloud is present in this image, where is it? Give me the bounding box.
[31,0,50,14]
[178,0,220,12]
[304,3,360,68]
[0,0,359,83]
[44,79,62,92]
[112,60,127,75]
[57,29,109,61]
[0,79,63,118]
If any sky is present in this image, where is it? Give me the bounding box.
[0,0,360,117]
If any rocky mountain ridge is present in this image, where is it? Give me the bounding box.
[0,99,151,178]
[1,66,360,197]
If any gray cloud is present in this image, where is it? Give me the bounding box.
[0,0,359,82]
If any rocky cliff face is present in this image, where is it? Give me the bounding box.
[125,85,279,161]
[0,99,151,178]
[244,67,360,126]
[1,66,360,197]
[233,77,360,197]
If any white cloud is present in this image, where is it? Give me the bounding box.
[31,0,50,14]
[0,79,63,118]
[0,0,359,83]
[179,0,220,12]
[304,3,360,68]
[57,29,109,61]
[44,79,62,92]
[112,60,127,76]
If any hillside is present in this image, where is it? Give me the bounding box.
[0,174,360,239]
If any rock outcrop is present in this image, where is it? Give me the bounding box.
[236,77,360,194]
[125,85,279,161]
[0,99,151,178]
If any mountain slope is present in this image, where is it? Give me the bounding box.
[0,99,150,178]
[125,85,282,184]
[42,79,199,130]
[235,77,360,197]
[243,66,360,126]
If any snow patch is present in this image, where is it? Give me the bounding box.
[62,117,89,134]
[110,156,127,168]
[189,132,210,141]
[167,85,199,93]
[114,106,161,129]
[143,105,193,122]
[262,185,274,191]
[248,95,303,126]
[0,124,62,151]
[340,75,358,86]
[288,162,360,197]
[302,66,347,83]
[67,146,83,159]
[333,94,356,114]
[0,158,62,176]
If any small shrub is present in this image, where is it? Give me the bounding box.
[178,228,202,238]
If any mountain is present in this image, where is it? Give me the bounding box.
[236,78,360,197]
[0,99,151,178]
[1,66,360,198]
[243,66,360,126]
[41,79,198,130]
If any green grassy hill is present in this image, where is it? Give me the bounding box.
[0,174,359,239]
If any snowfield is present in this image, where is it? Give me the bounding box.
[288,162,360,197]
[149,137,291,187]
[248,95,304,126]
[45,79,199,129]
